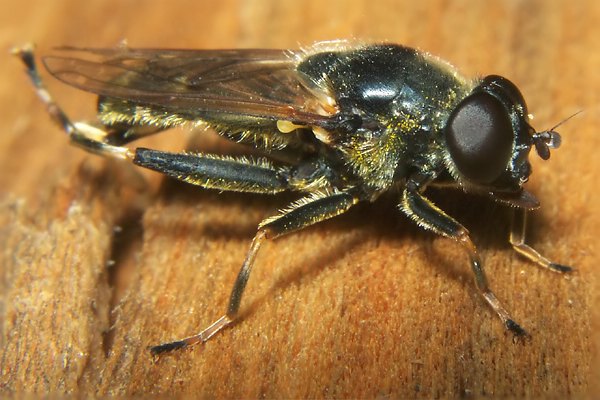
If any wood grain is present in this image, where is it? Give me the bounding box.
[1,0,598,397]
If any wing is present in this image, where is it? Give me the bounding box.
[42,46,339,126]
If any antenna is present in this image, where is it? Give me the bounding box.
[532,110,582,160]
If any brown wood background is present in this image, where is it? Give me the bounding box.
[0,0,598,397]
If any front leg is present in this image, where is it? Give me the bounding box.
[400,179,528,337]
[509,208,573,273]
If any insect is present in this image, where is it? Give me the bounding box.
[14,41,571,355]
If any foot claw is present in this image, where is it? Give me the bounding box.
[549,263,574,273]
[506,319,531,343]
[149,340,188,356]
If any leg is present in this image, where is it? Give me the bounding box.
[150,190,358,355]
[104,123,166,146]
[14,45,315,195]
[133,148,291,194]
[13,45,132,159]
[509,208,572,273]
[133,148,346,194]
[400,179,528,337]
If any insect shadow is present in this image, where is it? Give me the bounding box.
[149,174,527,325]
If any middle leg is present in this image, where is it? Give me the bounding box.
[150,190,359,354]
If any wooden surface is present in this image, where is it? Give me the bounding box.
[1,0,598,397]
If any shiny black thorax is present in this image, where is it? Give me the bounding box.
[296,45,473,195]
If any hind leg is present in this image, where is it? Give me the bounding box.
[15,45,168,160]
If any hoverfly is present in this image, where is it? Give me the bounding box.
[14,41,571,355]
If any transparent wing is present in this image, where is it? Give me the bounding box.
[42,46,338,125]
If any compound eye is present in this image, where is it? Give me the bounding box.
[445,92,514,184]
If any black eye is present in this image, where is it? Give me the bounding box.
[445,92,514,184]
